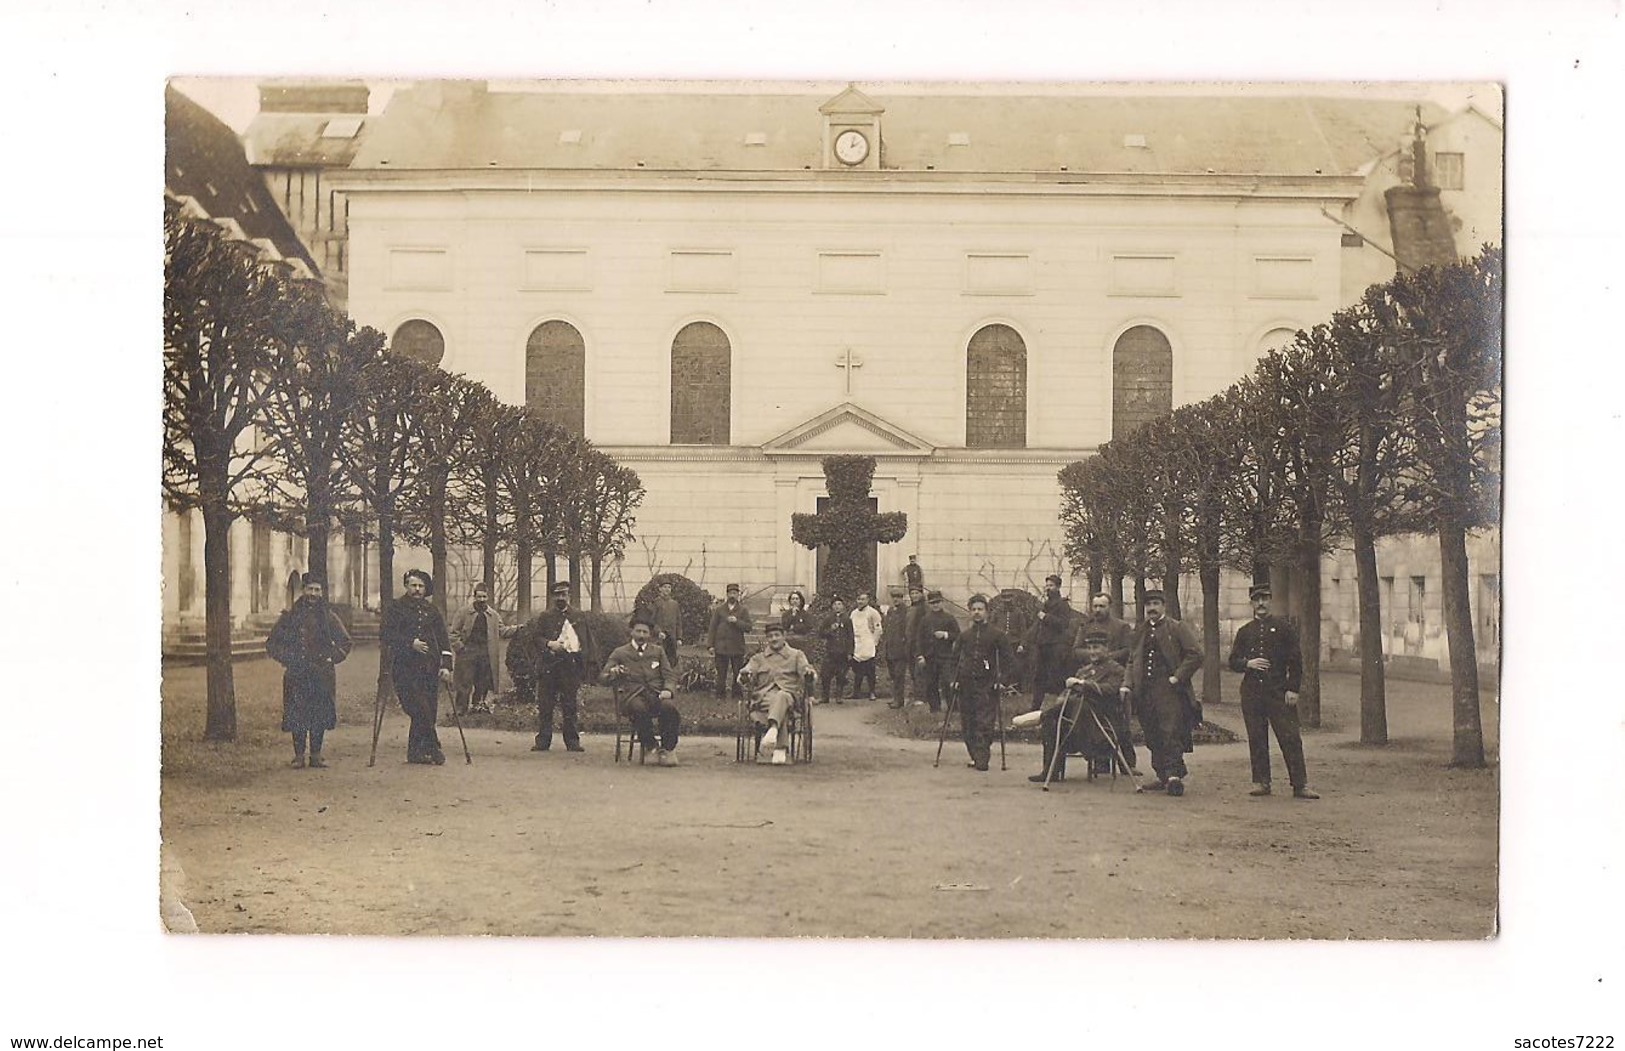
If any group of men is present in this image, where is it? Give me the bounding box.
[264,568,1319,799]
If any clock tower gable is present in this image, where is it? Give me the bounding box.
[819,83,883,171]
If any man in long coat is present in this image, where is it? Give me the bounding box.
[951,594,1015,771]
[707,583,754,701]
[602,610,682,766]
[1122,588,1203,796]
[817,595,854,703]
[881,586,912,707]
[913,589,960,714]
[902,584,927,702]
[266,573,352,768]
[380,568,454,765]
[1020,574,1075,713]
[449,582,518,716]
[522,579,596,753]
[1228,582,1319,799]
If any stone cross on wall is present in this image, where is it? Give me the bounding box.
[834,347,864,395]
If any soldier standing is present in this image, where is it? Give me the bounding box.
[1020,574,1075,713]
[266,573,352,768]
[1122,588,1203,796]
[379,569,453,766]
[881,586,912,708]
[951,594,1015,771]
[525,579,595,753]
[913,589,960,714]
[1228,582,1319,799]
[707,583,753,701]
[817,595,854,703]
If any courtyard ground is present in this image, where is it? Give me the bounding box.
[160,647,1498,938]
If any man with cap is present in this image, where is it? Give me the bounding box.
[881,586,913,707]
[1031,627,1125,783]
[913,589,960,714]
[652,579,684,668]
[738,620,816,764]
[449,582,518,716]
[902,554,925,593]
[951,594,1015,771]
[1228,582,1319,799]
[601,609,682,766]
[816,595,854,703]
[521,579,596,753]
[380,569,454,765]
[1122,587,1203,796]
[266,573,352,768]
[707,584,754,701]
[1020,574,1076,714]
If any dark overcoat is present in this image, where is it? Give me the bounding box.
[266,598,352,733]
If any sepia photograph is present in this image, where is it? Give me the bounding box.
[8,2,1623,1048]
[159,76,1502,939]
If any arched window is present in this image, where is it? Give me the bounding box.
[670,321,731,445]
[391,319,445,366]
[525,320,586,433]
[965,323,1027,449]
[1111,325,1173,440]
[1258,326,1299,356]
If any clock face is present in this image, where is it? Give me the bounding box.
[834,129,870,165]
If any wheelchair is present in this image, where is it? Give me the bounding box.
[1049,685,1131,782]
[735,672,814,764]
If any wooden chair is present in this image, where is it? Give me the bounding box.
[735,673,814,764]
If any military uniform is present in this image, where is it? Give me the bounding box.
[1228,609,1309,792]
[818,608,854,702]
[881,599,912,704]
[380,591,453,764]
[952,616,1015,770]
[1024,587,1075,712]
[522,585,596,752]
[913,595,960,713]
[1035,655,1125,782]
[1125,607,1203,791]
[266,592,352,765]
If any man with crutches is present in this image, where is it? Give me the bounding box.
[379,568,454,766]
[949,594,1015,773]
[1032,628,1124,785]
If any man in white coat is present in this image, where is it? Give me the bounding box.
[848,590,884,702]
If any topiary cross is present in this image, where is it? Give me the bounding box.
[791,455,908,603]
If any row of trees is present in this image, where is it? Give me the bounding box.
[1060,247,1501,767]
[163,197,644,740]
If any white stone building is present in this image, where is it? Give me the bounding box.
[333,82,1491,611]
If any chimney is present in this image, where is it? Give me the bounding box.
[258,81,370,115]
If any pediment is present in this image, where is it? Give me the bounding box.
[762,402,933,457]
[818,84,884,116]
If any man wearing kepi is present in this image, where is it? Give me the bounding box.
[449,582,516,716]
[1122,587,1203,796]
[881,586,912,708]
[738,621,816,764]
[1228,582,1320,799]
[951,594,1015,771]
[266,573,352,769]
[380,568,453,765]
[914,589,960,714]
[526,580,594,753]
[708,583,753,702]
[602,610,682,766]
[1030,628,1124,783]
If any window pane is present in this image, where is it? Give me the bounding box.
[391,319,445,365]
[526,320,586,433]
[670,321,731,445]
[1112,325,1172,439]
[966,323,1027,448]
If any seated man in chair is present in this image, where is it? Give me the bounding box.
[601,610,682,767]
[738,621,816,764]
[1031,629,1126,784]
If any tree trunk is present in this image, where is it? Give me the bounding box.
[1108,561,1125,618]
[544,546,558,596]
[1163,517,1182,620]
[1353,521,1388,745]
[200,497,237,741]
[482,470,499,591]
[568,550,583,607]
[1133,573,1147,623]
[590,554,603,610]
[1296,522,1323,729]
[1439,520,1485,767]
[516,539,533,619]
[1199,560,1222,705]
[375,498,397,712]
[1086,554,1102,600]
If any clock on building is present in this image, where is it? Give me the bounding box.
[833,128,870,166]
